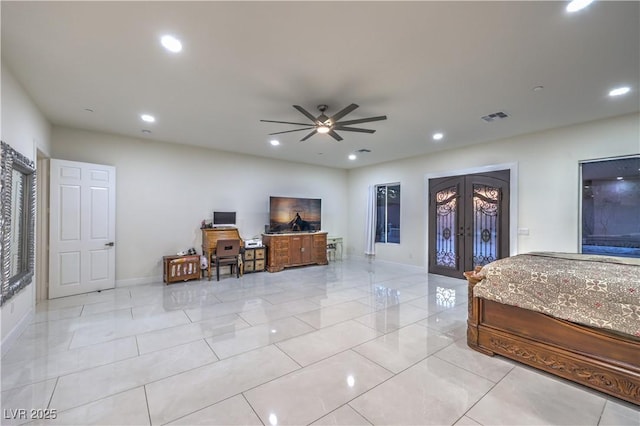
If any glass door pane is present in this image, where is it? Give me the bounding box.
[472,184,500,268]
[435,185,458,269]
[581,156,640,258]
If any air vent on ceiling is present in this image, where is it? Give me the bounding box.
[357,149,372,153]
[481,111,509,123]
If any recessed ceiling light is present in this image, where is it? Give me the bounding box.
[609,86,631,97]
[141,129,152,134]
[432,132,444,141]
[532,85,544,92]
[348,154,357,160]
[270,140,280,146]
[161,35,182,53]
[617,176,624,180]
[84,108,94,113]
[566,0,595,13]
[141,114,155,123]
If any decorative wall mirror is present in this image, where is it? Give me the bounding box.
[1,141,36,306]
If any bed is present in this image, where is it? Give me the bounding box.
[464,252,640,406]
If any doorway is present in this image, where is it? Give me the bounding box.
[36,152,49,302]
[428,170,510,278]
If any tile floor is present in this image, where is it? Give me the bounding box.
[1,258,639,425]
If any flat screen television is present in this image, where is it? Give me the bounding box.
[213,211,236,227]
[269,197,321,233]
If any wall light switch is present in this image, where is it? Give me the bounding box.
[518,228,530,236]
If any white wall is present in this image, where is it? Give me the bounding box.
[1,62,52,351]
[347,113,640,267]
[51,127,348,285]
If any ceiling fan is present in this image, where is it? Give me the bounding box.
[260,104,387,141]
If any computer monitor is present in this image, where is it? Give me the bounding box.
[213,211,236,227]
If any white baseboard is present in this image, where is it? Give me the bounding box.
[1,307,34,357]
[338,254,425,273]
[115,275,163,288]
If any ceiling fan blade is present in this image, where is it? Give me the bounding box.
[333,126,376,134]
[269,127,315,135]
[329,103,359,122]
[293,105,319,123]
[261,119,317,126]
[300,129,318,141]
[327,130,343,141]
[335,115,387,126]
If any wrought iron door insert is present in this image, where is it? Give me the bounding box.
[429,171,509,278]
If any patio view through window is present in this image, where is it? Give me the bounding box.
[375,183,400,244]
[581,156,640,258]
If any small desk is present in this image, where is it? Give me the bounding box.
[327,236,343,260]
[201,228,243,280]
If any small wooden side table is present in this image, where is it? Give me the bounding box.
[243,246,266,273]
[163,255,200,284]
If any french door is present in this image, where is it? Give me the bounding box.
[428,170,509,278]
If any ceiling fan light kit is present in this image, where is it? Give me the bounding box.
[261,103,387,142]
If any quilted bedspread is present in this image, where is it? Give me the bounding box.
[474,252,640,337]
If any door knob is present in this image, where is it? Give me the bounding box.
[105,242,114,247]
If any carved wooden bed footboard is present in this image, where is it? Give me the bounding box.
[464,269,640,406]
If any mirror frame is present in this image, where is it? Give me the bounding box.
[1,141,36,306]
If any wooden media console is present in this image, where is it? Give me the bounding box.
[262,232,328,272]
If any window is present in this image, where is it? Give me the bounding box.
[375,184,401,244]
[580,155,640,258]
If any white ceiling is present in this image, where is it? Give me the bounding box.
[2,1,638,169]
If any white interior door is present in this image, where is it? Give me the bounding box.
[49,159,116,299]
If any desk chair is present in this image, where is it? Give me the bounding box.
[212,239,241,281]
